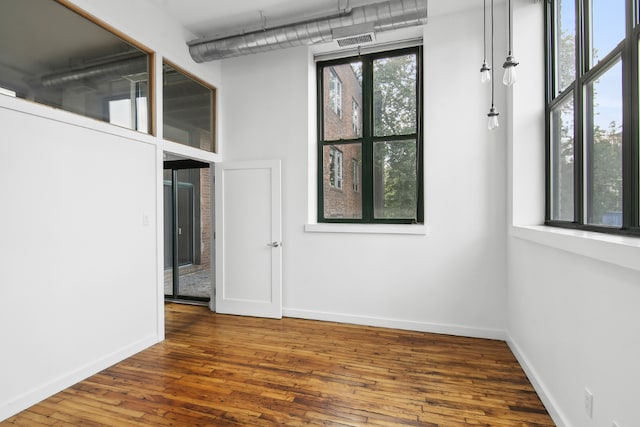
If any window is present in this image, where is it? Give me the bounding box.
[352,99,361,136]
[0,0,152,133]
[108,81,149,133]
[352,158,360,193]
[546,0,638,234]
[318,47,423,223]
[329,146,344,190]
[163,61,217,152]
[328,68,343,118]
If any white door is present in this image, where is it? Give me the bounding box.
[214,160,282,318]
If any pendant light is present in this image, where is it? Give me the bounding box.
[480,0,491,84]
[502,0,519,86]
[487,0,499,130]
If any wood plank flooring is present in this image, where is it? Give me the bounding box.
[3,304,555,426]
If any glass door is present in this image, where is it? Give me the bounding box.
[164,159,212,303]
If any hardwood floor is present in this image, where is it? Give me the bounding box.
[3,304,555,426]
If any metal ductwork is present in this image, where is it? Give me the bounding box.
[40,55,147,88]
[188,0,427,63]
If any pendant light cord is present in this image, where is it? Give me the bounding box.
[483,0,487,62]
[491,0,495,106]
[508,0,513,55]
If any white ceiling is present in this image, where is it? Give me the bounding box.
[149,0,483,40]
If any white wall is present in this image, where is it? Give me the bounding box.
[507,2,640,427]
[0,0,221,420]
[508,238,640,427]
[0,103,158,419]
[220,7,509,338]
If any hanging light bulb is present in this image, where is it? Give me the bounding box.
[480,0,491,84]
[487,106,499,130]
[502,0,519,86]
[480,62,491,84]
[503,55,518,86]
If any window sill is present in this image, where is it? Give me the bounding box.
[305,223,428,235]
[510,225,640,272]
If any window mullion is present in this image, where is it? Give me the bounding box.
[361,56,374,221]
[545,0,554,221]
[573,0,586,224]
[624,0,639,228]
[416,46,424,223]
[317,62,326,222]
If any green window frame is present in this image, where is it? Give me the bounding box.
[545,0,640,235]
[317,47,424,224]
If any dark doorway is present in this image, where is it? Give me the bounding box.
[164,159,211,304]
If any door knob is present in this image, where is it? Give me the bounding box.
[268,241,281,248]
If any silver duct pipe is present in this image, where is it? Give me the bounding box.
[188,0,427,63]
[40,55,147,88]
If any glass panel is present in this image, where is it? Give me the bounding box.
[0,0,150,132]
[373,140,417,220]
[590,0,625,66]
[108,82,149,132]
[323,144,362,219]
[585,60,623,226]
[163,63,215,152]
[550,95,575,221]
[323,63,362,141]
[373,54,417,137]
[177,168,212,299]
[164,167,211,300]
[163,169,173,296]
[555,0,576,94]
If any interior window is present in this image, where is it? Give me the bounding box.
[163,62,216,152]
[0,0,152,133]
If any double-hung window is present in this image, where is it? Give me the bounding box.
[317,47,423,223]
[546,0,640,234]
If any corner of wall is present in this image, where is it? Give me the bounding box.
[506,333,571,427]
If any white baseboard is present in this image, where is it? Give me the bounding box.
[506,334,570,427]
[283,308,506,340]
[0,334,159,422]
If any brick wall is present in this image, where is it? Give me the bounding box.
[199,167,211,270]
[322,64,363,219]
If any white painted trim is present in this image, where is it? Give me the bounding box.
[506,334,571,427]
[162,139,221,164]
[0,94,157,147]
[0,335,159,422]
[304,223,428,235]
[283,308,505,340]
[155,145,166,341]
[511,225,640,272]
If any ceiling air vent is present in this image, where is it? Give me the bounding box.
[336,33,375,47]
[332,22,376,48]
